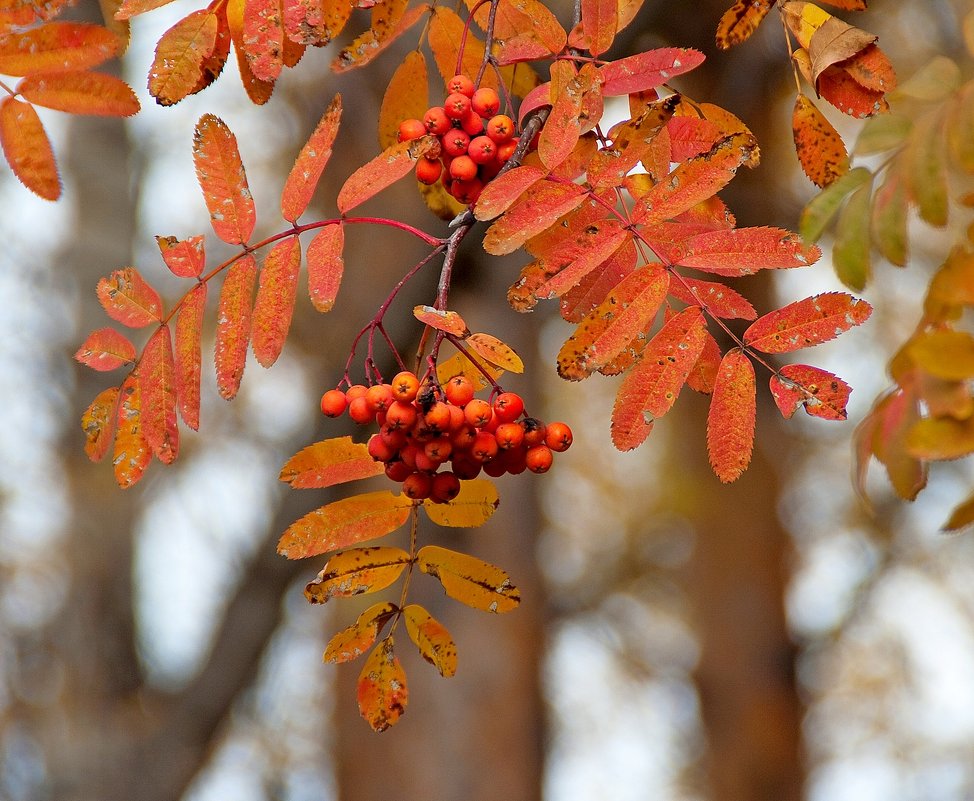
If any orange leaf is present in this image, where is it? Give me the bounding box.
[597,47,705,96]
[281,94,342,222]
[675,226,821,275]
[139,324,179,464]
[559,239,637,322]
[378,50,427,149]
[156,234,205,278]
[817,62,888,118]
[417,545,520,613]
[707,349,755,482]
[557,265,669,380]
[587,97,678,188]
[17,71,139,116]
[668,276,756,320]
[332,0,426,73]
[428,6,494,90]
[193,113,256,245]
[227,0,275,104]
[148,9,218,106]
[357,637,408,732]
[435,348,503,390]
[113,375,152,488]
[252,236,300,368]
[473,165,547,222]
[793,93,849,188]
[242,0,284,82]
[305,546,411,604]
[538,61,583,170]
[82,386,120,462]
[464,333,524,372]
[772,363,851,420]
[838,42,895,93]
[214,254,256,399]
[324,601,398,664]
[403,604,457,677]
[483,181,587,256]
[0,97,59,200]
[174,283,206,430]
[279,436,385,489]
[115,0,176,19]
[96,267,163,328]
[581,0,616,56]
[282,0,352,45]
[413,306,470,337]
[74,327,136,371]
[716,0,774,49]
[611,305,707,450]
[337,135,438,214]
[744,292,871,353]
[277,490,412,559]
[534,221,630,301]
[686,330,721,394]
[306,224,344,312]
[0,21,119,75]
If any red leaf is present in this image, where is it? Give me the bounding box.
[674,226,821,276]
[581,0,616,56]
[148,9,218,106]
[534,222,630,301]
[306,224,344,312]
[242,0,284,82]
[156,234,205,278]
[598,47,705,96]
[0,22,119,75]
[775,363,852,420]
[665,116,725,161]
[214,254,256,399]
[686,330,721,394]
[282,0,352,45]
[473,165,546,222]
[743,292,872,353]
[193,114,256,245]
[113,375,152,488]
[96,268,164,328]
[139,325,179,464]
[279,436,385,488]
[707,349,755,482]
[175,283,206,429]
[81,386,120,462]
[0,97,60,200]
[483,181,587,256]
[357,637,408,732]
[281,94,342,222]
[74,327,136,371]
[559,239,637,322]
[667,276,757,320]
[611,305,707,450]
[587,97,678,188]
[538,61,584,170]
[337,135,437,214]
[252,236,301,368]
[17,71,139,116]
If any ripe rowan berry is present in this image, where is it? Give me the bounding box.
[391,371,420,402]
[385,400,418,430]
[499,445,527,475]
[525,444,553,473]
[496,137,519,164]
[493,391,524,422]
[441,129,471,157]
[444,92,472,119]
[447,74,475,97]
[423,106,452,136]
[425,437,452,464]
[320,388,348,417]
[460,108,485,136]
[483,456,508,477]
[399,442,420,469]
[385,460,413,482]
[471,87,500,118]
[346,384,368,401]
[544,421,573,452]
[413,450,439,474]
[449,154,478,182]
[467,135,496,165]
[486,114,515,143]
[397,118,427,142]
[444,374,476,407]
[367,433,396,463]
[415,156,442,185]
[450,177,483,205]
[470,430,499,462]
[365,383,394,413]
[447,402,466,432]
[464,398,493,428]
[402,472,432,500]
[451,455,482,480]
[430,471,462,503]
[379,425,408,451]
[451,423,478,450]
[348,396,374,425]
[424,400,452,432]
[494,421,525,450]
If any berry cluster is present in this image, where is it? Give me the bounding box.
[397,74,520,205]
[320,372,572,503]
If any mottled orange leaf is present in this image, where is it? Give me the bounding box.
[337,135,437,214]
[242,0,284,82]
[214,254,256,400]
[332,0,423,73]
[252,236,300,368]
[581,0,616,56]
[417,545,520,613]
[473,166,547,222]
[305,546,411,603]
[534,222,629,301]
[587,97,678,188]
[706,349,755,482]
[557,265,669,380]
[611,305,707,450]
[0,97,59,200]
[96,267,163,328]
[282,0,351,45]
[81,386,120,462]
[74,327,136,371]
[744,292,871,353]
[820,0,866,9]
[174,283,205,430]
[839,42,895,93]
[193,114,256,245]
[227,0,275,104]
[115,0,175,19]
[113,375,152,488]
[156,234,205,278]
[0,21,118,75]
[306,224,344,312]
[17,71,139,116]
[422,478,499,527]
[403,604,457,677]
[148,9,218,106]
[793,93,849,188]
[538,61,592,170]
[281,95,342,222]
[598,47,705,96]
[483,181,587,256]
[716,0,773,49]
[773,363,852,420]
[435,348,504,390]
[324,602,398,664]
[357,637,407,732]
[378,50,426,149]
[139,324,179,464]
[686,330,721,394]
[668,276,757,320]
[413,306,469,337]
[278,490,413,559]
[464,333,524,372]
[428,6,493,90]
[279,436,386,489]
[559,239,637,322]
[675,226,821,275]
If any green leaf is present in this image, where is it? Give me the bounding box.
[799,166,871,243]
[832,174,873,291]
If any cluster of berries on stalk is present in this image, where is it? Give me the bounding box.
[320,371,572,503]
[397,74,521,205]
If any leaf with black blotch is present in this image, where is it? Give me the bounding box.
[716,0,773,50]
[417,545,520,613]
[773,363,852,420]
[793,93,849,188]
[324,602,398,664]
[304,546,411,603]
[403,605,457,677]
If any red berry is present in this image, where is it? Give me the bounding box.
[471,87,500,118]
[496,137,519,164]
[486,114,515,143]
[413,450,439,474]
[447,402,466,432]
[402,472,433,500]
[447,74,475,97]
[379,424,408,451]
[425,437,452,464]
[391,371,420,402]
[444,92,472,119]
[385,460,413,482]
[441,128,471,157]
[451,455,482,480]
[367,433,396,463]
[451,423,478,451]
[398,118,427,142]
[430,471,462,503]
[483,456,507,477]
[494,421,525,450]
[460,108,485,136]
[423,106,452,136]
[522,417,546,446]
[415,157,442,185]
[499,445,527,475]
[386,400,418,430]
[450,177,483,204]
[320,388,348,417]
[525,444,553,473]
[449,154,478,181]
[545,421,573,452]
[365,383,393,413]
[470,430,499,462]
[444,374,476,407]
[493,391,524,422]
[348,396,374,425]
[467,135,497,165]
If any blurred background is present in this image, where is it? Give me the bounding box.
[3,0,974,799]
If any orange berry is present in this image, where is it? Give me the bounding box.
[494,421,525,450]
[367,433,396,463]
[379,425,408,451]
[413,450,439,474]
[522,417,546,446]
[346,384,368,401]
[451,423,478,451]
[402,472,432,500]
[444,374,476,406]
[415,156,442,185]
[470,430,499,462]
[320,388,348,417]
[525,444,553,473]
[424,401,452,432]
[450,177,483,204]
[447,74,475,97]
[447,403,466,431]
[460,108,485,136]
[486,114,515,143]
[348,396,374,425]
[464,398,493,428]
[441,128,471,157]
[471,87,500,117]
[449,154,478,181]
[444,92,471,119]
[386,400,418,430]
[398,118,427,142]
[425,437,452,464]
[496,137,519,164]
[365,383,394,413]
[545,421,573,452]
[423,106,452,136]
[391,371,420,402]
[493,391,524,422]
[430,471,462,503]
[467,135,497,165]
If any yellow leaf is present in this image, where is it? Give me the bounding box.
[324,601,397,663]
[417,545,520,613]
[423,478,499,527]
[357,637,408,731]
[304,546,411,604]
[403,604,457,677]
[466,332,524,372]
